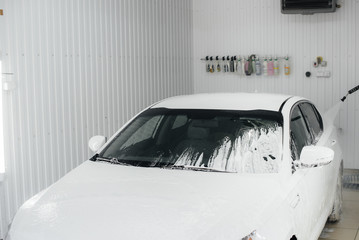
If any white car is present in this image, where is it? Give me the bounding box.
[6,93,343,240]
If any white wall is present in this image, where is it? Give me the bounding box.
[193,0,359,169]
[1,0,359,237]
[0,0,193,238]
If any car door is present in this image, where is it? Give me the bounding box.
[288,103,328,239]
[299,102,340,218]
[299,102,336,200]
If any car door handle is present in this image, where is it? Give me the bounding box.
[331,140,337,146]
[290,194,301,209]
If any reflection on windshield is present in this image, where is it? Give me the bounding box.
[99,108,283,173]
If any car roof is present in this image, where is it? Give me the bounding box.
[151,93,294,112]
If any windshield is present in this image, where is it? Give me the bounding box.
[99,108,283,173]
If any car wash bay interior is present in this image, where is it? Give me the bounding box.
[0,0,359,239]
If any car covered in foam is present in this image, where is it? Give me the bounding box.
[6,93,343,240]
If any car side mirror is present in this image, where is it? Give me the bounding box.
[298,146,334,168]
[88,135,106,152]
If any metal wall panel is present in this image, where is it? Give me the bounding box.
[193,0,359,169]
[0,0,193,237]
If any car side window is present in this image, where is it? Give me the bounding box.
[171,115,188,129]
[290,105,312,160]
[299,103,323,143]
[121,116,162,148]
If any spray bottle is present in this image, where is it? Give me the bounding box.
[244,57,249,75]
[226,56,230,73]
[230,56,235,73]
[216,56,221,72]
[251,55,256,74]
[267,56,274,76]
[245,57,252,76]
[222,57,226,72]
[205,56,210,72]
[237,56,242,75]
[284,56,290,75]
[242,57,246,75]
[274,56,279,75]
[222,56,228,73]
[262,57,268,76]
[209,56,215,73]
[255,57,261,76]
[233,56,238,72]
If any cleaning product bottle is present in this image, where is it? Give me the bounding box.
[242,57,246,75]
[209,56,214,73]
[222,57,227,72]
[205,56,210,72]
[255,57,261,76]
[262,57,268,76]
[216,56,221,72]
[226,56,230,73]
[237,56,242,75]
[251,55,256,74]
[267,56,274,76]
[244,57,250,76]
[274,56,279,75]
[233,56,237,72]
[248,56,254,75]
[230,56,234,72]
[284,56,290,75]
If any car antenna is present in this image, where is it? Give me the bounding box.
[341,84,359,102]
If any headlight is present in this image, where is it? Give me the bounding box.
[242,230,266,240]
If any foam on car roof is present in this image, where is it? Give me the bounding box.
[152,93,292,112]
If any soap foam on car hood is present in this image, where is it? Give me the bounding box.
[10,161,284,240]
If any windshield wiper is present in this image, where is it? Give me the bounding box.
[95,156,132,166]
[164,165,231,173]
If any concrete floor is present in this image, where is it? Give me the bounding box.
[319,170,359,240]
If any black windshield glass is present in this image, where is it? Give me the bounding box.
[99,108,283,173]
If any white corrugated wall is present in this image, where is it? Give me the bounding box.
[193,0,359,169]
[2,0,359,238]
[0,0,193,238]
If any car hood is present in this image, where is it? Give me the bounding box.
[9,161,284,240]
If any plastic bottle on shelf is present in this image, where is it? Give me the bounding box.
[251,56,256,74]
[226,56,230,73]
[284,56,290,75]
[205,56,210,72]
[216,56,221,72]
[255,57,261,76]
[245,57,251,76]
[274,57,279,75]
[267,56,274,76]
[209,57,214,73]
[233,56,238,73]
[230,56,235,73]
[222,57,226,73]
[237,56,243,75]
[242,57,246,74]
[262,57,268,76]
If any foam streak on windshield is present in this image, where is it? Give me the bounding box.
[174,124,282,173]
